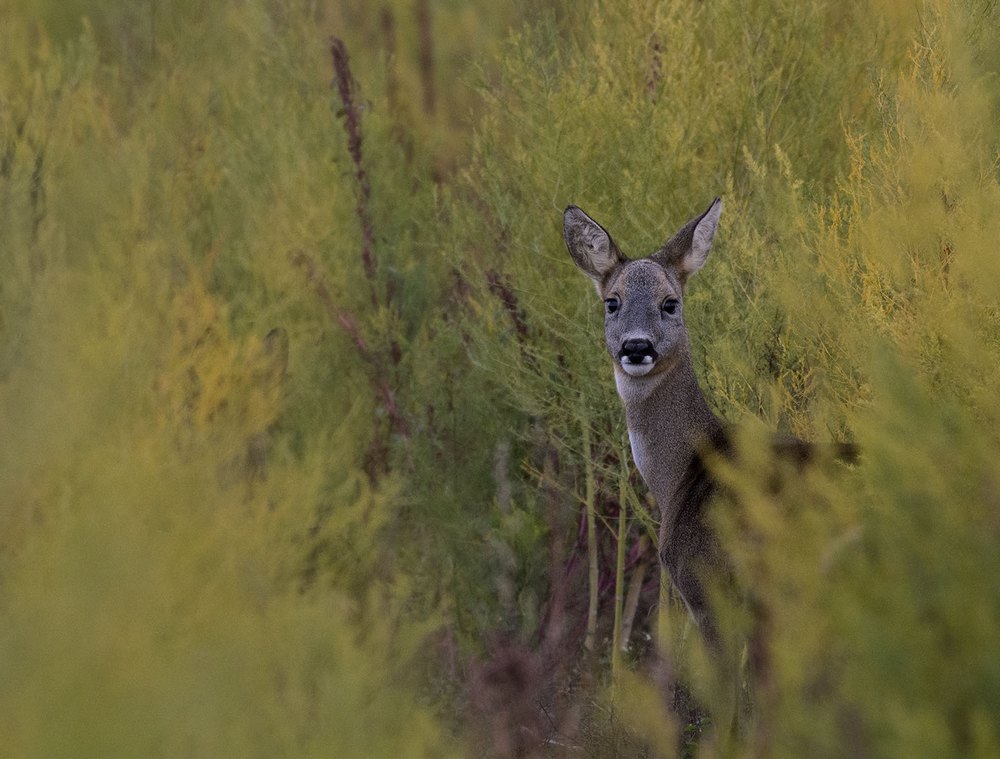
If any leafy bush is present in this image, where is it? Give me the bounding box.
[2,0,1000,756]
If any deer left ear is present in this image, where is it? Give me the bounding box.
[652,197,722,281]
[686,197,722,276]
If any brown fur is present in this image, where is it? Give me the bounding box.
[564,199,728,644]
[563,198,857,653]
[565,202,864,755]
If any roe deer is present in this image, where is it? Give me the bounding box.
[564,198,728,648]
[563,198,855,652]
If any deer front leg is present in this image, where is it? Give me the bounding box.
[660,534,720,651]
[662,530,750,751]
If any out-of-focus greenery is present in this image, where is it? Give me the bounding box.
[0,1,490,755]
[2,0,999,756]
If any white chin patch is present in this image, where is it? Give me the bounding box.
[620,357,654,377]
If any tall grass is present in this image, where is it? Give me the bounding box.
[2,0,1000,756]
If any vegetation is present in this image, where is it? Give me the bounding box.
[1,0,999,756]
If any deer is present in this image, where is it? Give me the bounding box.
[563,197,733,651]
[562,198,857,666]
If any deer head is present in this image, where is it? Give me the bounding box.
[563,198,722,380]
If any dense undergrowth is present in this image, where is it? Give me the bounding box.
[2,0,999,756]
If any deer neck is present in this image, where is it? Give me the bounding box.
[614,343,721,520]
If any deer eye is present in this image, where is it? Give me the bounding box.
[604,297,620,315]
[661,298,679,315]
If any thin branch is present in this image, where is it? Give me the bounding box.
[290,249,368,354]
[330,37,380,308]
[582,409,599,654]
[290,249,409,442]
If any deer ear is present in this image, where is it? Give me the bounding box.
[652,197,722,281]
[563,206,626,288]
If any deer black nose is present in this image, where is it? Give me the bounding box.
[621,338,654,361]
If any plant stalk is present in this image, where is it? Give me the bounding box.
[611,442,628,678]
[582,411,598,653]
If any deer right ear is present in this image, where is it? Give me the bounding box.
[563,206,626,289]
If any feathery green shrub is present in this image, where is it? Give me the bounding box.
[3,0,1000,756]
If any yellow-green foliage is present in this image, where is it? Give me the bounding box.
[712,4,1000,755]
[456,0,1000,755]
[4,0,1000,756]
[0,2,474,755]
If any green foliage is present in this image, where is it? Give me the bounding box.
[710,4,1000,755]
[3,0,1000,755]
[453,0,1000,754]
[0,2,473,755]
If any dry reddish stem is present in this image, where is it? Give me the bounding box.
[290,249,368,353]
[290,249,409,444]
[415,0,436,116]
[330,37,380,308]
[485,269,530,341]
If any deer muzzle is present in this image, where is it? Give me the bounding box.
[619,338,657,376]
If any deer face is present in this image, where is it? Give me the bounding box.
[564,198,722,380]
[600,259,684,377]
